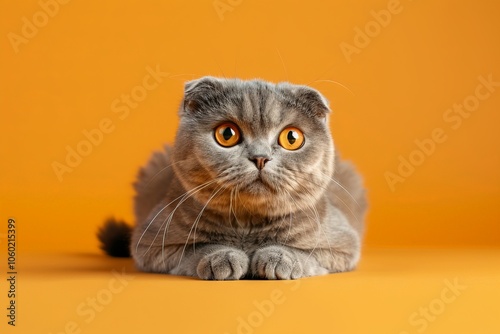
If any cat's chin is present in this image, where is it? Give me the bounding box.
[240,172,278,195]
[245,180,273,195]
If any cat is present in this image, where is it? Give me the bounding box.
[98,76,367,280]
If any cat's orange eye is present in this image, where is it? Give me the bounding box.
[278,127,305,151]
[214,123,241,147]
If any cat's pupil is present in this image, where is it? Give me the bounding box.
[287,131,297,144]
[223,127,234,141]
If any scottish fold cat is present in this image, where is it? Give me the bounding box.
[98,77,367,280]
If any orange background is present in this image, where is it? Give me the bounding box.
[1,0,498,251]
[0,1,499,333]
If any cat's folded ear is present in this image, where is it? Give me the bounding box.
[293,85,331,119]
[182,76,223,115]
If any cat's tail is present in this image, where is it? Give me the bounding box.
[97,218,132,258]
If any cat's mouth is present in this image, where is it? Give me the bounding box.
[242,170,277,194]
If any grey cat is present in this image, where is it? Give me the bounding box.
[98,77,367,280]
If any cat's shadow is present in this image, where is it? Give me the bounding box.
[22,252,161,279]
[23,252,131,274]
[23,252,287,281]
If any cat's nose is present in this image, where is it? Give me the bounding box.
[249,156,271,170]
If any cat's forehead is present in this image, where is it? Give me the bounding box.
[183,77,330,134]
[222,80,290,129]
[218,78,327,110]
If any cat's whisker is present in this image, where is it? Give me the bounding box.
[275,48,289,82]
[199,185,232,244]
[231,185,243,228]
[281,165,362,209]
[143,158,195,190]
[283,171,329,192]
[299,185,321,227]
[177,184,226,268]
[285,183,314,240]
[310,79,356,97]
[228,187,234,226]
[295,183,336,266]
[212,57,227,79]
[281,181,315,226]
[135,196,185,256]
[235,186,252,214]
[271,188,291,242]
[228,187,240,234]
[329,191,361,228]
[192,184,230,247]
[283,185,328,270]
[138,181,212,258]
[232,51,238,78]
[137,179,217,257]
[285,168,362,229]
[282,189,302,245]
[317,169,362,208]
[168,73,198,79]
[286,193,294,245]
[160,178,225,269]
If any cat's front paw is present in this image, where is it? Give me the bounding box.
[197,248,249,280]
[251,246,303,280]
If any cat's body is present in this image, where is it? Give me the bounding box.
[99,77,367,280]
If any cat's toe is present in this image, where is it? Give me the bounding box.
[197,249,249,280]
[252,246,303,280]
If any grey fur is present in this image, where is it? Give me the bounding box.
[131,77,367,280]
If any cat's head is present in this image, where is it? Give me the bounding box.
[172,77,335,218]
